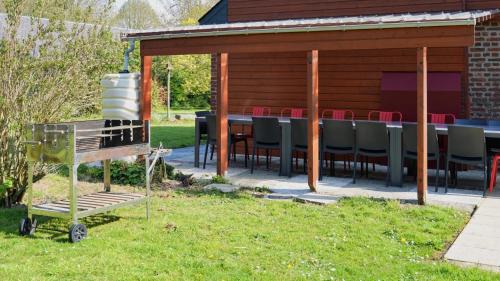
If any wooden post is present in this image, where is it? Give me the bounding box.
[217,53,229,176]
[141,55,153,121]
[417,47,428,205]
[307,50,319,192]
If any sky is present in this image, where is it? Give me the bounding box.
[113,0,168,16]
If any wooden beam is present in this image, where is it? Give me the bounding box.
[307,50,319,192]
[140,25,475,56]
[217,53,229,176]
[140,55,153,120]
[417,47,428,205]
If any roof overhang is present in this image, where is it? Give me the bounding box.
[123,10,499,56]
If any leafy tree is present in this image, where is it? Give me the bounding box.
[154,55,211,108]
[151,0,217,109]
[113,0,161,29]
[0,0,126,206]
[160,0,219,25]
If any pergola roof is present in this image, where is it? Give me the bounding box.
[123,9,499,41]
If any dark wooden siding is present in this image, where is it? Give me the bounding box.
[228,0,462,22]
[227,48,466,119]
[227,0,500,22]
[466,0,500,10]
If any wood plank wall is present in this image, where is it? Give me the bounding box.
[228,0,500,22]
[227,48,466,119]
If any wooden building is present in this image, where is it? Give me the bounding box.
[201,0,500,120]
[124,1,500,204]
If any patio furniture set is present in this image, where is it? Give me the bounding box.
[195,107,500,195]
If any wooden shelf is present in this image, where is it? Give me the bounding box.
[32,192,146,219]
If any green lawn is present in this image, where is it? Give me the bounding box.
[150,119,195,149]
[0,183,498,280]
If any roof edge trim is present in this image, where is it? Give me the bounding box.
[123,19,475,41]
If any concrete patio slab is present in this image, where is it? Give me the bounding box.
[165,146,484,211]
[445,197,500,271]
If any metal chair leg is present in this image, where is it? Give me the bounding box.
[244,139,248,168]
[330,153,334,176]
[203,141,209,169]
[332,153,336,176]
[400,157,405,188]
[435,157,440,192]
[483,159,488,197]
[266,149,270,170]
[445,159,449,193]
[353,153,358,184]
[319,148,324,181]
[303,152,307,174]
[385,155,390,187]
[251,145,256,174]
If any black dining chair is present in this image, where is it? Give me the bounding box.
[445,125,487,195]
[455,119,487,126]
[203,115,249,169]
[203,114,217,169]
[251,117,282,174]
[353,121,391,186]
[487,120,500,155]
[402,123,441,191]
[290,118,308,174]
[195,110,211,139]
[320,119,355,180]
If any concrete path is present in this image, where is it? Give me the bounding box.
[165,146,484,211]
[445,195,500,272]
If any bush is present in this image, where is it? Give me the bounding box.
[57,160,167,187]
[211,175,229,184]
[0,0,127,207]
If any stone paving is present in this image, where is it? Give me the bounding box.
[444,195,500,272]
[166,146,484,211]
[166,146,500,271]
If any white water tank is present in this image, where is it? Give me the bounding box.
[101,73,140,120]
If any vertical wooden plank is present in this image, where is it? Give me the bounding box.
[417,47,428,205]
[217,53,229,176]
[307,50,319,192]
[103,159,111,192]
[141,55,153,121]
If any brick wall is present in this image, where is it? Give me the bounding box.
[468,20,500,119]
[210,54,218,111]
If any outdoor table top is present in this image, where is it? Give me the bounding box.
[196,114,500,138]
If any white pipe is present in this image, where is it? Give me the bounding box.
[121,39,135,73]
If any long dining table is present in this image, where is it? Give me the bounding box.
[194,114,500,186]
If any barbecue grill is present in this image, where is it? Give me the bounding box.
[20,119,151,242]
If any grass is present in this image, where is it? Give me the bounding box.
[0,176,499,280]
[150,119,195,149]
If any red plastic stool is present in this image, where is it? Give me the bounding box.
[490,154,500,192]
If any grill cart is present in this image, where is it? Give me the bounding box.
[21,120,151,242]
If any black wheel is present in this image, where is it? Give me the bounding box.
[19,218,37,236]
[69,224,87,243]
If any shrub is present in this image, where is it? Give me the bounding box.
[211,175,229,184]
[58,160,169,187]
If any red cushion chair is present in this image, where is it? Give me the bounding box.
[321,109,354,120]
[428,113,456,124]
[243,106,271,116]
[368,111,402,122]
[281,108,305,118]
